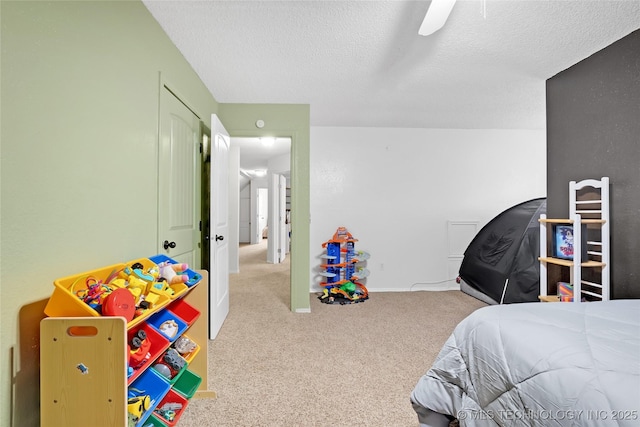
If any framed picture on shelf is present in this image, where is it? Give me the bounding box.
[551,223,587,260]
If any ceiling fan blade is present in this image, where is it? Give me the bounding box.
[418,0,457,36]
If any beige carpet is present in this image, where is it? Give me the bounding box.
[179,241,486,426]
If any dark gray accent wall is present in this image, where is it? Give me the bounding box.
[546,29,640,299]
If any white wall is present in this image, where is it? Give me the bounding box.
[310,126,546,292]
[268,152,291,174]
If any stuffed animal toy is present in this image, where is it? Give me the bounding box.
[158,261,189,285]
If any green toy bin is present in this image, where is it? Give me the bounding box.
[146,414,169,426]
[173,368,202,399]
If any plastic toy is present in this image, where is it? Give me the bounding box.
[159,319,179,338]
[65,257,190,327]
[153,363,172,379]
[162,348,186,372]
[154,348,186,379]
[173,335,197,356]
[155,402,181,422]
[128,329,152,369]
[119,263,158,293]
[127,394,150,424]
[318,227,370,304]
[102,287,136,321]
[158,261,189,285]
[73,277,112,309]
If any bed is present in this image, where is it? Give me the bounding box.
[411,299,640,426]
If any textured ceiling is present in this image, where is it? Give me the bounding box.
[143,0,640,130]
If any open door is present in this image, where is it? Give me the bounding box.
[267,173,287,263]
[278,174,287,262]
[252,186,268,245]
[209,114,230,339]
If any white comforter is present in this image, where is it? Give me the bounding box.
[411,300,640,426]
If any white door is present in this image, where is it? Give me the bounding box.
[267,173,279,263]
[278,175,287,262]
[257,187,268,242]
[209,114,230,339]
[239,193,250,243]
[158,87,201,266]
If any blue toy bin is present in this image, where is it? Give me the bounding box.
[128,368,171,427]
[147,309,188,343]
[148,254,202,288]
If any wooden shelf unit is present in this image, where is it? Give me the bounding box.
[41,267,214,427]
[539,177,610,302]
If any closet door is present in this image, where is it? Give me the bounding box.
[158,86,201,267]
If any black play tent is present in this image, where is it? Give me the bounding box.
[459,198,547,305]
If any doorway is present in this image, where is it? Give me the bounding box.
[201,122,211,272]
[232,136,291,268]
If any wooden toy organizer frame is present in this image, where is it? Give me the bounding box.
[40,269,215,427]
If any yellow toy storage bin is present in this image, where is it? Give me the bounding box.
[44,262,171,330]
[45,263,126,318]
[128,257,190,301]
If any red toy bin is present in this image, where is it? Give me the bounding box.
[167,298,200,327]
[127,323,170,385]
[152,388,189,426]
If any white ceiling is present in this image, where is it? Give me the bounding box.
[143,0,640,131]
[233,136,291,174]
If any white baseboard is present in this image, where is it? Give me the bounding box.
[309,283,461,294]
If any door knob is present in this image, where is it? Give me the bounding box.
[163,240,176,250]
[215,235,224,241]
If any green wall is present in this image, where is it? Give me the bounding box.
[1,2,311,424]
[2,1,209,425]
